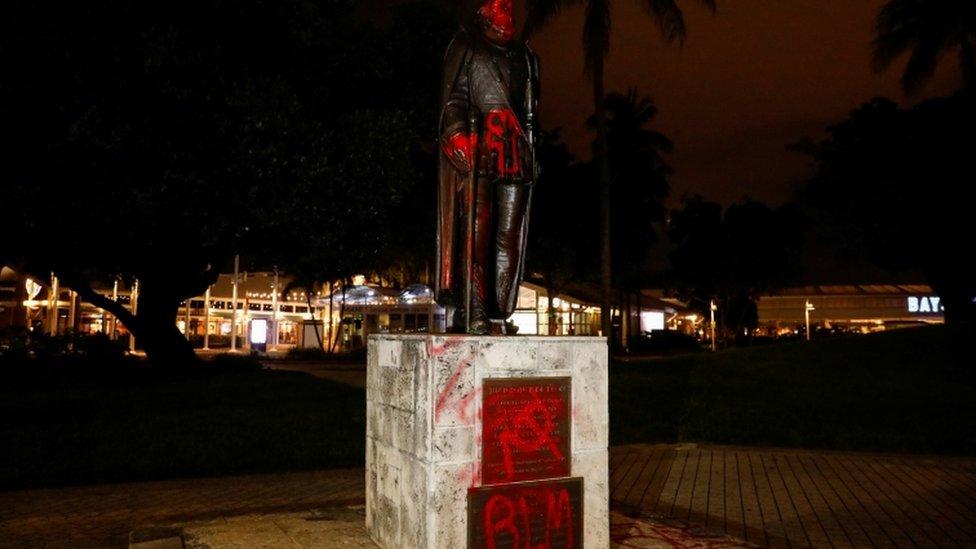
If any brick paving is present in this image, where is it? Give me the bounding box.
[0,468,364,548]
[611,444,976,548]
[4,445,975,548]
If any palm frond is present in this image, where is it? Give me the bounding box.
[872,0,976,93]
[960,34,976,85]
[644,131,674,154]
[902,35,946,94]
[637,0,687,44]
[872,0,918,71]
[523,0,581,38]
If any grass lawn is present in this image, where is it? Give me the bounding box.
[3,325,972,491]
[611,325,976,455]
[0,361,365,491]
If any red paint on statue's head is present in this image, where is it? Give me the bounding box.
[478,0,514,43]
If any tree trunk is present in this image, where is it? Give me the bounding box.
[306,288,323,351]
[60,273,198,366]
[330,279,347,353]
[637,288,644,336]
[327,280,335,351]
[623,290,631,352]
[11,268,28,330]
[132,285,199,367]
[546,281,557,336]
[594,56,613,348]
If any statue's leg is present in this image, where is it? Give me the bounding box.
[492,182,531,319]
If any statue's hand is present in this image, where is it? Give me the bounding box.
[442,131,475,174]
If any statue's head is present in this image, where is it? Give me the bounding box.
[478,0,514,44]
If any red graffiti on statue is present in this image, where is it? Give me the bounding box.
[485,108,524,177]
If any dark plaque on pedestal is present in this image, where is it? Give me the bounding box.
[482,377,571,485]
[469,477,583,549]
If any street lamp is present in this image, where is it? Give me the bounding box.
[230,254,240,352]
[709,300,718,351]
[203,285,212,350]
[805,300,815,341]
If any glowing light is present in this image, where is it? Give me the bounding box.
[25,278,41,300]
[250,319,268,344]
[640,311,665,332]
[907,296,943,313]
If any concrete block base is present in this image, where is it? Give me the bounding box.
[366,334,609,548]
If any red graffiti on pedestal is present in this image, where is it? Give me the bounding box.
[470,478,582,549]
[482,379,571,485]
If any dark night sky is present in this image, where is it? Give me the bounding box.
[525,0,961,205]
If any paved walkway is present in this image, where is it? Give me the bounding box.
[4,445,976,547]
[611,444,976,548]
[0,469,363,548]
[173,509,750,548]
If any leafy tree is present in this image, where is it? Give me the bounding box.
[796,91,976,324]
[669,196,805,343]
[524,0,716,342]
[0,0,438,364]
[527,130,597,334]
[873,0,976,94]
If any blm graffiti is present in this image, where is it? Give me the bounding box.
[481,377,571,485]
[469,477,583,549]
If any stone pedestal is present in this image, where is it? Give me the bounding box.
[366,334,609,549]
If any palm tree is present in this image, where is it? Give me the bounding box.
[597,89,671,284]
[596,90,672,344]
[873,0,976,94]
[524,0,715,346]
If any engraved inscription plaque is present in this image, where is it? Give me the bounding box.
[469,477,583,549]
[482,377,571,485]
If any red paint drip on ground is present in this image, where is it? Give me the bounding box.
[610,515,754,548]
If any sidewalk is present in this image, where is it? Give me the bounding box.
[0,468,363,548]
[3,444,975,548]
[611,443,976,548]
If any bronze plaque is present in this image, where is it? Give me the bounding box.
[482,377,571,485]
[468,477,583,549]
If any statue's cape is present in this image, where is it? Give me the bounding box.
[435,30,474,300]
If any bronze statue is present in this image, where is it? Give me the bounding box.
[435,0,540,334]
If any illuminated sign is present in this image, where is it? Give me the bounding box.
[250,318,268,344]
[640,311,665,332]
[907,296,943,314]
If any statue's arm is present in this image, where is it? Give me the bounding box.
[440,34,474,173]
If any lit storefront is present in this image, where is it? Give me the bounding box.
[757,284,944,335]
[4,264,702,352]
[509,283,601,336]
